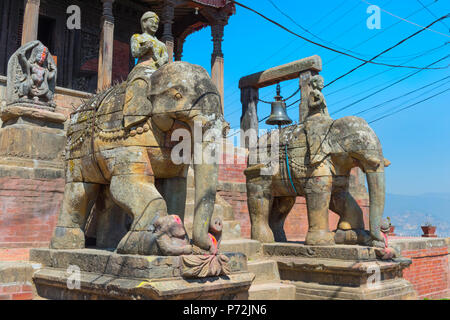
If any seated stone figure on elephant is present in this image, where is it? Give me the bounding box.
[50,60,226,257]
[124,11,169,130]
[244,110,393,251]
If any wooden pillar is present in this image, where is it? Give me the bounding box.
[211,23,225,111]
[161,0,175,63]
[174,37,185,61]
[97,0,115,91]
[21,0,40,45]
[240,87,259,149]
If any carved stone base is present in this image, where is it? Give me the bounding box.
[262,242,417,300]
[0,104,66,162]
[30,248,255,300]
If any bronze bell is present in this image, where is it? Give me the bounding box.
[266,83,293,126]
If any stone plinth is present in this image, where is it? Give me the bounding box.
[30,248,255,300]
[262,242,417,300]
[0,104,66,249]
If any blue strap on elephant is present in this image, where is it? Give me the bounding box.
[285,144,298,194]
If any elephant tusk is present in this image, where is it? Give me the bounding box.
[384,158,391,167]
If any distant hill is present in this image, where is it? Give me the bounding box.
[384,193,450,237]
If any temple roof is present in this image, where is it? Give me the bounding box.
[128,0,235,41]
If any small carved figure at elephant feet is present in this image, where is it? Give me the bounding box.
[305,230,335,246]
[154,215,192,256]
[334,229,371,246]
[50,226,85,249]
[116,215,192,256]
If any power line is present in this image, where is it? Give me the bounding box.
[417,0,450,32]
[223,0,350,103]
[368,87,450,123]
[326,42,449,97]
[330,54,449,115]
[361,0,450,38]
[267,0,373,58]
[231,0,447,70]
[322,0,440,67]
[355,75,450,116]
[324,14,450,88]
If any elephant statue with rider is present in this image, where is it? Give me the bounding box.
[50,61,225,256]
[245,74,391,251]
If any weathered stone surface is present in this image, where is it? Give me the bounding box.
[239,55,322,89]
[0,105,66,123]
[258,244,416,300]
[263,243,378,260]
[0,121,65,162]
[220,239,262,258]
[30,248,248,279]
[33,267,254,300]
[30,248,254,300]
[293,279,416,300]
[247,259,280,284]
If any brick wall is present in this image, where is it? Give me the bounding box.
[0,282,33,300]
[0,177,64,249]
[392,238,449,299]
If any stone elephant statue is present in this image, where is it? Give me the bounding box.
[245,116,388,248]
[50,62,225,255]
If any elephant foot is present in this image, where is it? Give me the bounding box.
[50,226,85,249]
[251,223,275,243]
[116,231,159,255]
[371,239,386,249]
[305,230,335,246]
[334,229,371,246]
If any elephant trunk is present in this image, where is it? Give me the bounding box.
[193,162,218,250]
[190,93,223,251]
[366,168,386,247]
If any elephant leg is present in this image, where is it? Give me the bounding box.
[330,192,371,245]
[50,182,100,249]
[246,175,274,243]
[109,174,168,255]
[156,177,187,222]
[304,175,335,245]
[269,196,296,242]
[330,191,365,230]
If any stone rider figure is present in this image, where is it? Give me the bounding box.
[304,74,333,166]
[123,11,169,130]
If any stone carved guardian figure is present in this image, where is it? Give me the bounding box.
[7,40,56,109]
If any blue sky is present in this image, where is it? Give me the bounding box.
[181,0,450,196]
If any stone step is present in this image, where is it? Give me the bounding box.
[220,239,262,258]
[248,282,296,300]
[247,260,280,284]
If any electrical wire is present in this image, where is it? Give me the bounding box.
[330,54,449,115]
[369,87,450,123]
[231,0,448,70]
[355,75,450,116]
[360,0,450,38]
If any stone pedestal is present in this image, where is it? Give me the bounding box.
[30,248,255,300]
[262,242,417,300]
[0,104,66,248]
